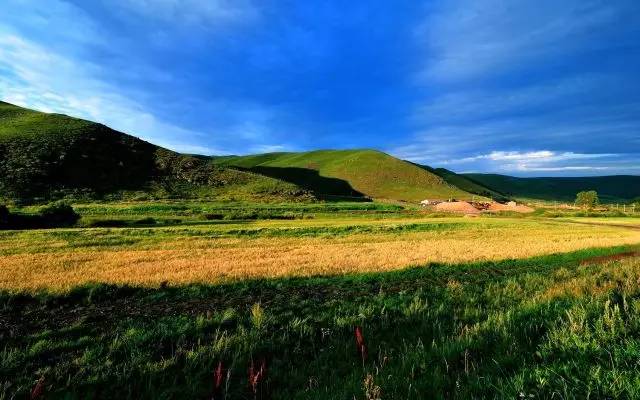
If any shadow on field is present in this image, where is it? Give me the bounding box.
[240,165,367,200]
[3,245,638,334]
[2,244,640,399]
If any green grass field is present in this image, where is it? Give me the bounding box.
[2,200,640,399]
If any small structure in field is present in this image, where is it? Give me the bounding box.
[420,199,442,207]
[507,201,517,207]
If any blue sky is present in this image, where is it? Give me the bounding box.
[1,0,639,176]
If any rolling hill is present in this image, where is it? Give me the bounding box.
[465,173,640,202]
[0,101,311,202]
[213,149,475,202]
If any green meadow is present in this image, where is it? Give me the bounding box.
[1,200,640,399]
[3,244,640,399]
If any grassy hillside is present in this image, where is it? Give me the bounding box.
[0,101,310,202]
[215,149,473,202]
[0,101,159,199]
[465,173,640,202]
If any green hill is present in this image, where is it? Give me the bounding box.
[0,101,311,202]
[464,173,640,203]
[214,149,473,202]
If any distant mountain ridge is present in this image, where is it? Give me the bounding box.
[413,165,508,202]
[465,173,640,202]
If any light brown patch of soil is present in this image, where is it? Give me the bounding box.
[487,203,535,213]
[434,201,480,214]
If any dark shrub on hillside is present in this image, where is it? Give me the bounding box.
[0,202,80,230]
[223,211,258,220]
[203,213,224,220]
[87,217,155,228]
[39,202,80,227]
[134,217,156,225]
[221,211,300,220]
[87,219,128,228]
[0,205,8,227]
[271,213,298,220]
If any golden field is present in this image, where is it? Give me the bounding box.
[2,217,639,292]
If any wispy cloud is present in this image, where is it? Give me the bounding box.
[0,0,293,156]
[453,151,619,163]
[446,150,624,172]
[0,31,210,152]
[2,0,103,47]
[114,0,258,27]
[395,145,640,176]
[249,144,293,154]
[418,0,637,82]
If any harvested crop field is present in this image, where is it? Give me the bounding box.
[2,217,640,292]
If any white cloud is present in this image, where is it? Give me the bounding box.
[423,150,625,173]
[249,144,292,153]
[487,151,553,161]
[458,150,554,163]
[453,150,616,164]
[394,73,640,175]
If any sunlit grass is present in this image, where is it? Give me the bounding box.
[2,217,639,292]
[3,201,640,398]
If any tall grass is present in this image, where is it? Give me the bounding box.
[2,247,640,398]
